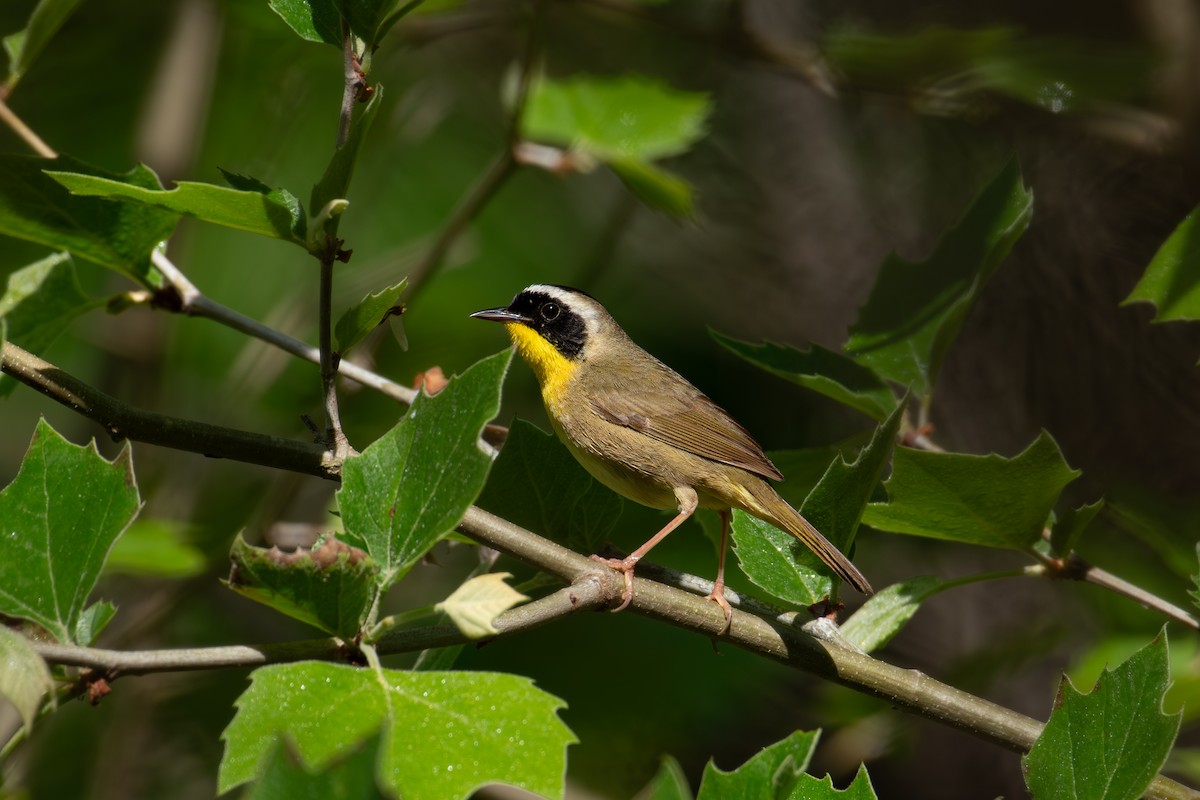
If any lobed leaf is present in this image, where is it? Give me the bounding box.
[476,419,623,554]
[334,278,407,355]
[712,333,896,422]
[226,533,378,639]
[840,576,944,654]
[0,155,178,286]
[845,159,1032,397]
[861,431,1079,550]
[219,662,576,799]
[639,756,693,800]
[1048,499,1104,556]
[0,419,141,642]
[338,349,511,587]
[787,765,877,799]
[1122,207,1200,323]
[1023,630,1182,800]
[48,168,308,246]
[697,729,819,800]
[246,736,383,800]
[0,626,55,735]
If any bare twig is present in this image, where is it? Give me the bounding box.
[0,96,57,157]
[1048,552,1200,630]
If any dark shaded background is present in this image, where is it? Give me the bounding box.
[2,0,1199,797]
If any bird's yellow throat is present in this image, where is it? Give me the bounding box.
[505,322,577,406]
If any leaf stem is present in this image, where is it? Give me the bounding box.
[0,96,57,157]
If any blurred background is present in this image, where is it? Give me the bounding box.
[2,0,1199,797]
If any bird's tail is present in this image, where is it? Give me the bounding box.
[739,478,873,595]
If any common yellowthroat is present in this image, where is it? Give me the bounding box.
[472,285,871,629]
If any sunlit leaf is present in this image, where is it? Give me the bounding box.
[1123,207,1200,323]
[338,349,511,587]
[434,572,528,639]
[334,278,407,355]
[840,576,944,653]
[862,432,1078,550]
[845,160,1032,397]
[697,729,819,799]
[0,419,140,642]
[1023,630,1181,800]
[219,663,576,799]
[268,0,341,46]
[787,765,877,799]
[0,626,54,735]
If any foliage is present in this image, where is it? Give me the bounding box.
[0,1,1197,798]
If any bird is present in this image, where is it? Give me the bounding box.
[471,284,871,631]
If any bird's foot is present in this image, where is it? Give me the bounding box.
[590,554,637,611]
[705,580,733,635]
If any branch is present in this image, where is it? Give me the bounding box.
[0,341,338,479]
[1054,552,1199,630]
[0,96,57,157]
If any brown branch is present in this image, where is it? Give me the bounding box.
[1053,552,1199,630]
[0,96,57,157]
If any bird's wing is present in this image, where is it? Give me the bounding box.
[586,367,784,482]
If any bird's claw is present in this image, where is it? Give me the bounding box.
[590,554,636,612]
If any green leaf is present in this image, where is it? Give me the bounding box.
[334,278,407,355]
[697,729,819,800]
[1048,499,1104,556]
[1023,630,1182,800]
[104,518,207,579]
[734,403,900,605]
[268,0,342,46]
[0,252,101,397]
[246,736,384,800]
[434,573,527,639]
[862,431,1079,550]
[1123,207,1200,323]
[48,167,308,246]
[609,157,695,217]
[0,419,141,642]
[638,756,693,800]
[312,86,383,238]
[338,349,512,586]
[3,0,85,89]
[1190,544,1200,614]
[476,419,623,554]
[226,533,378,639]
[0,626,54,735]
[712,332,896,422]
[840,576,944,654]
[845,159,1032,396]
[219,662,576,799]
[73,600,117,647]
[523,74,710,162]
[787,765,877,799]
[0,155,178,286]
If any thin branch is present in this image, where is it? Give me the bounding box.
[1053,552,1199,630]
[0,341,338,479]
[0,96,57,157]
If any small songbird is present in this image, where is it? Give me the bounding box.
[472,285,871,630]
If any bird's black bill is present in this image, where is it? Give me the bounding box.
[470,307,530,324]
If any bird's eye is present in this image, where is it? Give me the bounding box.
[541,302,561,321]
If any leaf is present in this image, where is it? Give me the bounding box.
[787,765,877,799]
[338,349,512,587]
[697,729,819,800]
[711,332,897,422]
[1023,629,1182,800]
[1123,207,1200,323]
[3,0,85,89]
[246,736,384,800]
[862,431,1079,550]
[0,155,178,286]
[48,168,308,246]
[312,86,384,238]
[845,159,1032,397]
[0,252,101,397]
[1048,499,1104,556]
[638,756,693,800]
[0,419,141,642]
[104,519,207,579]
[226,533,378,639]
[219,662,576,799]
[609,157,695,217]
[434,572,528,639]
[73,600,117,647]
[334,278,407,355]
[476,419,623,554]
[840,576,944,654]
[734,403,901,605]
[268,0,342,46]
[1191,544,1200,614]
[0,626,55,735]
